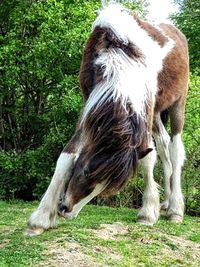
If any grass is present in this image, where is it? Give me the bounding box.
[0,201,199,267]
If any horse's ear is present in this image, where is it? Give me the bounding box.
[138,148,153,160]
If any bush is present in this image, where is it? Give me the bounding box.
[182,75,200,215]
[0,0,100,199]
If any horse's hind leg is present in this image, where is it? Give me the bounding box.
[153,114,172,214]
[168,99,186,223]
[138,138,160,225]
[25,130,81,236]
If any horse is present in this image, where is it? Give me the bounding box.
[26,3,189,236]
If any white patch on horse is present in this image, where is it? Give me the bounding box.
[81,48,150,121]
[27,153,75,231]
[169,134,185,168]
[63,183,106,219]
[168,134,185,219]
[138,139,160,225]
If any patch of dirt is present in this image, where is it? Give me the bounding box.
[93,245,122,261]
[146,233,200,266]
[91,222,128,241]
[39,222,127,267]
[0,239,10,248]
[0,226,16,235]
[39,241,107,267]
[167,235,200,259]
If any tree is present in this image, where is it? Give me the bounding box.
[172,0,200,74]
[0,0,100,199]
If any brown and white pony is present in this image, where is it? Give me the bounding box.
[26,3,189,236]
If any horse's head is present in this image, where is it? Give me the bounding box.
[58,102,152,219]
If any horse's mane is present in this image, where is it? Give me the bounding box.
[81,99,146,195]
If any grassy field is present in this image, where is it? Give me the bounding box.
[0,201,199,267]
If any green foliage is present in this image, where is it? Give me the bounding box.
[172,0,200,74]
[0,0,99,148]
[183,75,200,215]
[0,0,100,199]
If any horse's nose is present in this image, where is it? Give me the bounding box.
[60,204,70,213]
[58,202,72,217]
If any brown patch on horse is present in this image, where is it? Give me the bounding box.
[79,27,105,100]
[134,16,168,47]
[103,27,144,61]
[169,98,187,136]
[155,24,189,113]
[134,18,189,134]
[154,24,189,134]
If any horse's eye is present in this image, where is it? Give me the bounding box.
[84,168,89,178]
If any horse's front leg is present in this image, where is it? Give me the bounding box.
[25,131,81,236]
[138,139,160,225]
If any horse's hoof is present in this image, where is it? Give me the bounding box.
[169,214,183,223]
[137,219,154,226]
[24,227,44,237]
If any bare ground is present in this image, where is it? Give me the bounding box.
[39,222,127,267]
[38,222,200,267]
[91,222,128,240]
[39,241,104,267]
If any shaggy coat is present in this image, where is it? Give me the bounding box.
[26,4,189,236]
